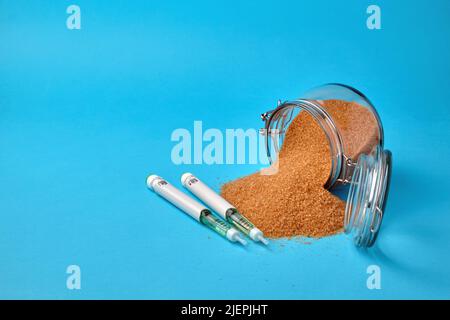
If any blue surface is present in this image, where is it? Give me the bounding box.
[1,0,449,299]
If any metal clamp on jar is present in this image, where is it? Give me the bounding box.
[260,83,392,247]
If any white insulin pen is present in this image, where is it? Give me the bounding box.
[146,175,247,245]
[181,173,269,245]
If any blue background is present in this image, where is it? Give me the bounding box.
[1,0,449,299]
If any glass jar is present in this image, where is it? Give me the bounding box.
[260,83,392,247]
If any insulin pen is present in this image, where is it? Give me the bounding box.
[146,175,247,245]
[181,173,269,245]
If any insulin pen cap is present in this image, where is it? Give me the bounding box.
[146,174,162,191]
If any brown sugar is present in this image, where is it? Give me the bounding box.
[221,100,379,238]
[322,100,380,159]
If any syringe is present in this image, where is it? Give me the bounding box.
[181,173,269,245]
[146,175,247,245]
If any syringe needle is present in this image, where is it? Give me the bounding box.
[146,175,246,246]
[256,234,269,245]
[181,173,270,245]
[235,236,247,246]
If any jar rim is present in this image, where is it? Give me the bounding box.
[262,99,346,189]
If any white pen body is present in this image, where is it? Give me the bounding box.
[181,173,232,219]
[147,175,205,221]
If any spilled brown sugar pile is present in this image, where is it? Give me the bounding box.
[221,100,379,238]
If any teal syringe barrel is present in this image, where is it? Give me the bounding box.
[146,175,246,245]
[181,173,269,245]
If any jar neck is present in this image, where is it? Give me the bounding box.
[262,99,347,189]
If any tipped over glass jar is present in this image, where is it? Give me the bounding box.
[260,83,392,247]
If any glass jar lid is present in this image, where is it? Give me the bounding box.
[344,145,392,247]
